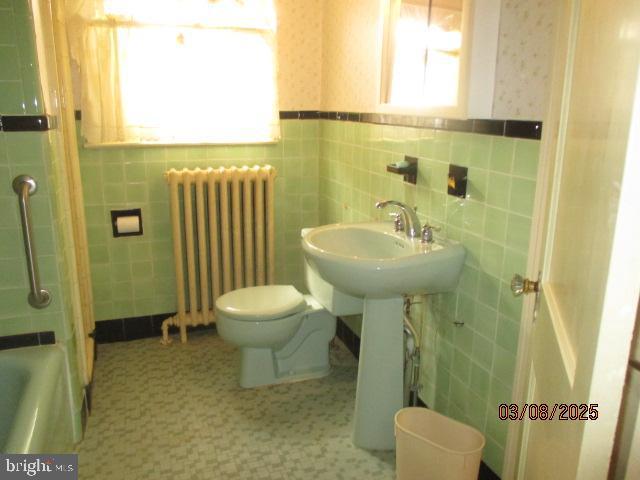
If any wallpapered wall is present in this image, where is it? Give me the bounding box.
[69,0,554,119]
[321,0,381,113]
[492,0,556,120]
[275,0,324,110]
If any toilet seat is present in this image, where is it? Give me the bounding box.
[216,285,307,321]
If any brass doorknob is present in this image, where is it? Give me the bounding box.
[511,274,539,296]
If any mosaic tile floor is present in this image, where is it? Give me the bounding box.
[77,331,395,480]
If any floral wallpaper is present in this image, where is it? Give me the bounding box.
[276,0,324,110]
[321,0,380,112]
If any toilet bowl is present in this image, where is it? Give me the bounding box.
[216,229,365,389]
[216,285,337,388]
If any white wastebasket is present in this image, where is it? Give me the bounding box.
[395,407,485,480]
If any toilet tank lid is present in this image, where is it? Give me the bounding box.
[215,285,307,321]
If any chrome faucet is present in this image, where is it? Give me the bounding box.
[376,200,421,238]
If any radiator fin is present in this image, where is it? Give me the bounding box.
[162,165,276,344]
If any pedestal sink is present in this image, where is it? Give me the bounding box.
[302,222,465,450]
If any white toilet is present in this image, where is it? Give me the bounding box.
[215,235,364,388]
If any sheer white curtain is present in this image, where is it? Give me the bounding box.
[66,0,280,145]
[388,3,430,107]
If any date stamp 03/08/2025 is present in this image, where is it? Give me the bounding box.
[498,403,599,421]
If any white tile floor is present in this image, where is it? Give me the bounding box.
[77,331,395,479]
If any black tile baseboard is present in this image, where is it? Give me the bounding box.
[335,317,360,359]
[38,331,55,344]
[479,462,501,480]
[94,313,216,343]
[0,331,56,351]
[0,115,56,131]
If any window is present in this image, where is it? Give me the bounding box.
[67,0,280,146]
[381,0,466,113]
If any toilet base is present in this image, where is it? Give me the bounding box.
[239,347,331,388]
[237,305,336,389]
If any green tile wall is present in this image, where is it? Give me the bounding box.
[0,131,69,337]
[318,120,539,475]
[0,131,84,440]
[78,120,320,321]
[0,0,68,341]
[0,1,43,114]
[1,0,85,441]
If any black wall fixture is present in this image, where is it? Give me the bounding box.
[448,164,468,198]
[387,155,418,184]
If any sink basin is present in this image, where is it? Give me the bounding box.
[302,222,465,298]
[301,221,466,450]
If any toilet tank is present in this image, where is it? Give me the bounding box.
[302,229,364,316]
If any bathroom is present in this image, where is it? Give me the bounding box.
[1,0,639,478]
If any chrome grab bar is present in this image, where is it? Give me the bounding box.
[12,175,51,309]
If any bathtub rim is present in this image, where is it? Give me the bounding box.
[0,345,65,453]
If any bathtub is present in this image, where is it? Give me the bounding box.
[0,345,74,453]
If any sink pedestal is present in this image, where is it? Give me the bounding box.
[301,221,466,450]
[352,296,404,450]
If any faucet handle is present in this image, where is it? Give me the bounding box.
[421,223,441,244]
[389,212,404,232]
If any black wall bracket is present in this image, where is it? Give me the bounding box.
[448,164,468,198]
[387,155,418,185]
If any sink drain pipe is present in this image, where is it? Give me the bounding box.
[403,297,422,407]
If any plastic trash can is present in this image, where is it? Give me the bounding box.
[395,407,485,480]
